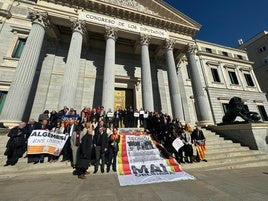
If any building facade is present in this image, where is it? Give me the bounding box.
[0,0,267,127]
[239,31,268,100]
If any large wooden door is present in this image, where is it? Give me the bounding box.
[114,88,133,110]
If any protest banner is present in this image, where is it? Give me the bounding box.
[117,132,195,186]
[61,114,79,128]
[27,130,68,156]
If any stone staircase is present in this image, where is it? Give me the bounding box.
[182,130,268,171]
[0,128,268,177]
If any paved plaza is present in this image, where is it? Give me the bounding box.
[0,166,267,201]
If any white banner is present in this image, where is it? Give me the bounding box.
[79,11,169,39]
[117,133,195,186]
[27,130,68,156]
[172,138,184,152]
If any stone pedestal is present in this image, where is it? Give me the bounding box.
[209,123,268,154]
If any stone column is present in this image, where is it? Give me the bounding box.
[186,43,213,126]
[58,20,86,109]
[101,26,117,112]
[0,11,49,124]
[165,39,184,121]
[140,34,154,112]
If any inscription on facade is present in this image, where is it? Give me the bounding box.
[79,11,169,39]
[101,0,161,17]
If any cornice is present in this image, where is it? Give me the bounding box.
[197,51,254,65]
[38,0,199,37]
[0,9,12,19]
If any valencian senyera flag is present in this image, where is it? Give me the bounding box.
[117,131,195,186]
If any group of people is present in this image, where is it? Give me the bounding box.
[3,105,207,179]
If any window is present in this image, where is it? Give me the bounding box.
[244,74,255,86]
[0,91,7,114]
[222,103,229,114]
[228,71,239,84]
[205,48,212,53]
[259,46,266,53]
[257,105,268,121]
[222,51,228,56]
[237,55,243,60]
[12,38,26,58]
[211,68,221,82]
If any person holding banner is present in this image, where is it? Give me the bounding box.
[33,119,50,164]
[107,127,120,172]
[48,122,64,162]
[62,118,77,163]
[192,126,207,162]
[133,109,139,127]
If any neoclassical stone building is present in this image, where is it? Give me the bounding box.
[0,0,267,127]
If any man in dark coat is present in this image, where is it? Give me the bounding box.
[75,126,93,179]
[4,122,27,166]
[93,126,108,173]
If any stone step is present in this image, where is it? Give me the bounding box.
[206,146,250,154]
[1,128,267,175]
[0,161,114,176]
[184,160,268,172]
[182,154,268,170]
[205,160,268,171]
[206,142,242,149]
[206,150,262,160]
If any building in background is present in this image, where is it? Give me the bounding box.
[239,31,268,100]
[0,0,267,127]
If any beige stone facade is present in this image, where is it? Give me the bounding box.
[0,0,267,126]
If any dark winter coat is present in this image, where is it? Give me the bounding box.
[76,134,93,169]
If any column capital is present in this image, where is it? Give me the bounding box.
[140,34,151,45]
[186,43,198,54]
[105,26,118,41]
[28,10,50,29]
[71,19,87,35]
[165,39,176,50]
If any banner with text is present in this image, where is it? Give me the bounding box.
[61,114,79,128]
[27,130,68,156]
[117,133,195,186]
[79,11,169,39]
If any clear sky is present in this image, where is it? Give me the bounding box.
[164,0,268,48]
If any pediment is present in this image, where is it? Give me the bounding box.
[100,0,200,32]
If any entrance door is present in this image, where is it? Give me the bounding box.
[114,88,133,110]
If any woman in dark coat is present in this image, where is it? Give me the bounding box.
[75,125,93,179]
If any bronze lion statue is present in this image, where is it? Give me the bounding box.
[222,97,261,124]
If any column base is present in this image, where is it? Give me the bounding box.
[196,120,214,127]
